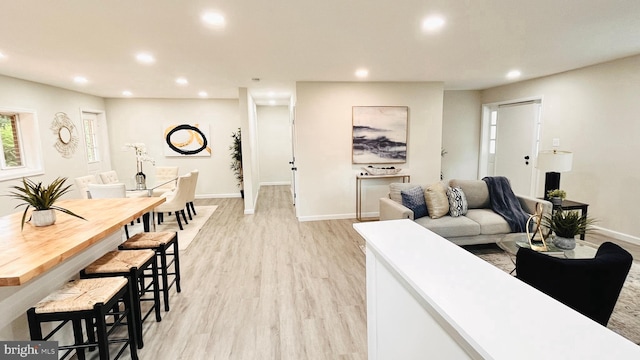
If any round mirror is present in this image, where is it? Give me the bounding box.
[58,126,72,144]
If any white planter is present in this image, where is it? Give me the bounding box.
[552,235,576,250]
[31,209,56,227]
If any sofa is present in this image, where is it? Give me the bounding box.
[379,179,552,246]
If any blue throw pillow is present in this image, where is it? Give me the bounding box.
[401,186,428,219]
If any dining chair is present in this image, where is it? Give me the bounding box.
[152,166,179,197]
[87,183,132,237]
[74,175,100,199]
[185,169,199,220]
[155,173,191,230]
[99,170,120,184]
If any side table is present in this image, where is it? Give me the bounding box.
[356,173,410,221]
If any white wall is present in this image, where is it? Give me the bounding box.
[104,98,241,198]
[295,82,444,220]
[257,105,292,185]
[482,54,640,241]
[0,75,105,216]
[441,90,482,181]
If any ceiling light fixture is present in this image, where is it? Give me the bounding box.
[122,90,133,97]
[0,52,6,59]
[202,11,226,28]
[355,69,369,78]
[176,77,188,85]
[73,76,88,84]
[422,15,446,32]
[198,91,208,97]
[269,100,276,106]
[135,52,155,64]
[506,70,522,79]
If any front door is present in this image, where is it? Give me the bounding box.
[492,101,541,195]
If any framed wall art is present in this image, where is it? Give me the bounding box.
[163,123,212,157]
[352,106,408,164]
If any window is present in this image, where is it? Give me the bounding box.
[489,110,497,154]
[0,113,23,168]
[83,114,99,163]
[0,108,43,181]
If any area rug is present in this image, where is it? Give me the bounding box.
[125,205,217,250]
[469,246,640,345]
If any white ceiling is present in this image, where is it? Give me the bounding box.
[1,1,639,105]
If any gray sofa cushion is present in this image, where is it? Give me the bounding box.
[389,182,418,203]
[464,209,511,235]
[449,179,490,209]
[415,215,481,238]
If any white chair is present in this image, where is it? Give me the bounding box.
[185,169,199,220]
[87,183,127,199]
[152,166,179,197]
[155,174,191,231]
[87,183,131,237]
[99,170,120,184]
[74,175,100,199]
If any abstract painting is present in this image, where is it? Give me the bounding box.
[352,106,408,164]
[163,123,212,157]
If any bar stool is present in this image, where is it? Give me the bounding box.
[119,231,181,311]
[27,277,138,360]
[80,250,161,349]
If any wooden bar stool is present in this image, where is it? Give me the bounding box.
[27,277,138,360]
[119,231,181,311]
[80,250,161,349]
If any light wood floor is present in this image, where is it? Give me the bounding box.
[125,185,640,360]
[136,185,367,360]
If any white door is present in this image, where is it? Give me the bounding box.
[493,101,541,195]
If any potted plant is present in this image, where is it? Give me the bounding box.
[6,177,86,229]
[542,210,594,250]
[229,128,244,198]
[546,189,566,206]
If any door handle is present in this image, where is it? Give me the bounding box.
[524,155,530,165]
[291,167,297,171]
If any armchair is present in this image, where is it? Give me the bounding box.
[516,241,632,326]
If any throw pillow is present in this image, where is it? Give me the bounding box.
[401,186,428,219]
[447,186,468,217]
[424,182,450,219]
[389,183,417,204]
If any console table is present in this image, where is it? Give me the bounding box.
[356,173,410,221]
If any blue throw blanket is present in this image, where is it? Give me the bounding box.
[482,176,529,232]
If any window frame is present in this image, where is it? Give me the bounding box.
[0,107,44,181]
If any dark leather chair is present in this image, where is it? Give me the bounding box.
[516,241,632,326]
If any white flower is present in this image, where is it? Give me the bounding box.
[125,143,154,164]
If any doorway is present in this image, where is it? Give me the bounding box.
[479,99,542,196]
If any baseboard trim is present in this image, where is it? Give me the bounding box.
[297,212,377,222]
[593,226,640,246]
[196,193,242,199]
[260,181,291,186]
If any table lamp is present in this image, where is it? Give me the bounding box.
[536,149,573,200]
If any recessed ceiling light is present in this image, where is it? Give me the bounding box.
[73,76,88,84]
[422,15,446,32]
[506,70,522,79]
[202,11,226,28]
[0,52,6,59]
[268,91,275,97]
[355,68,369,78]
[198,91,208,97]
[122,90,133,97]
[135,52,155,64]
[268,100,276,105]
[176,77,188,85]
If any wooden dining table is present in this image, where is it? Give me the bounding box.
[0,197,164,286]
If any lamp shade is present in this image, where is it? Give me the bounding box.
[536,150,573,172]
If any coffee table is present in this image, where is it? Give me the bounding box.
[498,233,598,259]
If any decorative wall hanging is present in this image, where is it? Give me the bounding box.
[352,106,408,164]
[50,112,79,158]
[163,123,212,157]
